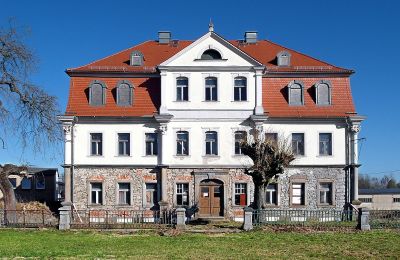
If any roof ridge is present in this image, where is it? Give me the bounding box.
[67,40,153,71]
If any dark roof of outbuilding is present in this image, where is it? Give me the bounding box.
[359,188,400,195]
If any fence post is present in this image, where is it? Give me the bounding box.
[243,207,254,231]
[357,208,370,231]
[159,201,168,224]
[59,205,72,230]
[176,208,186,229]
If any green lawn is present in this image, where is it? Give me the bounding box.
[0,229,399,259]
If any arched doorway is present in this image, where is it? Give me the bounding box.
[199,179,224,217]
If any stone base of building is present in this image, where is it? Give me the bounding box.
[71,166,346,220]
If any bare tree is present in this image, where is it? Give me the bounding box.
[0,21,61,215]
[241,131,295,209]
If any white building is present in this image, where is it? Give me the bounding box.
[59,25,364,220]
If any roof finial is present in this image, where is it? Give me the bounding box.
[209,18,214,32]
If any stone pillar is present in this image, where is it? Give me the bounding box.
[351,124,361,201]
[254,67,265,115]
[59,205,71,230]
[358,208,370,231]
[176,208,186,229]
[242,207,254,231]
[63,167,72,205]
[160,167,168,203]
[159,71,168,114]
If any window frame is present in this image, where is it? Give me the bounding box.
[290,180,306,207]
[318,132,333,156]
[89,182,104,205]
[88,80,106,106]
[175,77,189,102]
[233,183,248,206]
[317,181,335,206]
[116,182,131,206]
[176,131,189,156]
[35,175,45,190]
[90,133,103,156]
[288,80,305,106]
[175,183,189,206]
[204,76,218,102]
[234,130,247,155]
[233,76,248,102]
[144,132,158,156]
[117,133,131,157]
[315,80,332,106]
[291,133,305,156]
[144,182,158,208]
[200,49,222,60]
[277,51,291,67]
[116,80,134,106]
[9,177,17,189]
[204,130,219,156]
[21,177,32,190]
[265,183,279,206]
[130,50,144,66]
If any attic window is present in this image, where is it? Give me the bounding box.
[201,49,222,60]
[288,80,304,106]
[116,80,133,106]
[89,80,106,106]
[277,51,291,67]
[130,50,144,66]
[316,80,332,105]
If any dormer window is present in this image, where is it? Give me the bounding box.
[130,50,144,66]
[316,80,332,106]
[277,51,291,67]
[201,49,222,60]
[288,80,304,106]
[116,80,133,106]
[89,80,106,106]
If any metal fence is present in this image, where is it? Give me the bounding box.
[70,209,176,229]
[369,210,400,229]
[253,209,358,228]
[0,209,58,228]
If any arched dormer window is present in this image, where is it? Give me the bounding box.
[277,51,291,67]
[201,49,222,60]
[316,80,332,105]
[130,50,144,66]
[116,80,134,106]
[89,80,106,106]
[288,80,304,106]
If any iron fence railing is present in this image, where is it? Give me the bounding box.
[0,209,58,228]
[369,210,400,229]
[70,209,176,229]
[253,209,358,228]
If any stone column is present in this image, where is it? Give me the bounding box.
[159,71,169,114]
[176,208,186,229]
[351,124,361,201]
[358,208,370,231]
[254,67,265,115]
[59,205,71,230]
[243,207,254,231]
[63,167,72,205]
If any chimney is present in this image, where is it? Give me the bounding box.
[244,31,258,44]
[158,31,171,44]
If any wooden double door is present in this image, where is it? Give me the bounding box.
[199,180,224,217]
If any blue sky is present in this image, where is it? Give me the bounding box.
[0,0,399,179]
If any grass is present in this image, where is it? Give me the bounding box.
[0,229,399,259]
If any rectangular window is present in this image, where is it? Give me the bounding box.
[292,183,305,205]
[205,131,218,155]
[9,178,17,189]
[90,133,103,156]
[91,183,103,205]
[234,131,246,155]
[36,175,45,190]
[319,133,332,156]
[359,197,372,203]
[145,133,158,156]
[234,77,247,101]
[265,133,278,145]
[176,78,189,101]
[118,133,130,156]
[393,198,400,203]
[145,183,158,207]
[234,183,247,206]
[205,77,218,101]
[292,133,304,156]
[266,183,278,205]
[176,183,189,206]
[118,183,131,205]
[319,182,333,205]
[176,131,189,155]
[21,177,32,190]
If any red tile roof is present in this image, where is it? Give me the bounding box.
[65,38,356,118]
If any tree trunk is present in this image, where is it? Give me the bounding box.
[0,170,17,223]
[254,184,266,210]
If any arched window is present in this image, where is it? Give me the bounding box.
[176,77,189,101]
[176,131,189,155]
[116,80,133,106]
[288,80,304,106]
[277,51,291,67]
[201,49,222,60]
[205,77,218,101]
[316,80,331,105]
[130,50,144,66]
[234,77,247,101]
[89,80,106,106]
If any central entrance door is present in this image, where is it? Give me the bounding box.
[199,179,224,217]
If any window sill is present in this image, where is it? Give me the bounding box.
[193,59,228,62]
[88,155,105,158]
[317,204,336,207]
[115,155,132,158]
[232,204,248,208]
[231,100,249,103]
[202,100,220,103]
[232,154,247,157]
[173,100,191,103]
[142,155,158,157]
[203,155,220,158]
[88,204,104,207]
[116,204,132,207]
[173,155,190,158]
[316,155,333,157]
